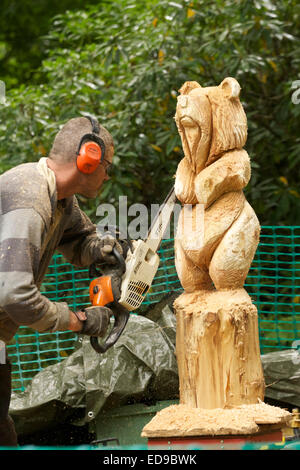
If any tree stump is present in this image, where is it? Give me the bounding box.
[175,289,264,409]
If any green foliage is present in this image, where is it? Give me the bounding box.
[0,0,299,224]
[0,0,101,87]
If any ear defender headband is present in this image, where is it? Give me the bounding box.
[76,116,106,174]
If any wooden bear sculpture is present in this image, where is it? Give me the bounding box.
[173,78,265,409]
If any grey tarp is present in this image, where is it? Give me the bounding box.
[261,349,300,407]
[9,305,179,436]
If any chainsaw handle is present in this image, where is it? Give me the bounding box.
[89,246,127,354]
[112,246,126,273]
[90,302,130,353]
[89,246,126,278]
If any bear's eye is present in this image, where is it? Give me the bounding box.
[178,95,188,107]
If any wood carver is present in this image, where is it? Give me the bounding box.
[142,78,291,438]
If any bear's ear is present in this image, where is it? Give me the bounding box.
[220,77,241,99]
[179,81,202,95]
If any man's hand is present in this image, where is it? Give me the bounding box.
[72,306,113,337]
[94,226,132,265]
[96,233,123,264]
[99,233,123,263]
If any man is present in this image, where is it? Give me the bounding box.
[0,116,123,446]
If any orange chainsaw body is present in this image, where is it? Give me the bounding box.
[89,276,114,307]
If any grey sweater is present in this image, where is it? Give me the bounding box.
[0,159,101,343]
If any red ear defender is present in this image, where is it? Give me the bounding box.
[77,141,102,174]
[76,117,106,174]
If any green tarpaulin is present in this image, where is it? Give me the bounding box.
[10,300,179,436]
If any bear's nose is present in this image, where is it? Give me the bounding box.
[181,116,195,127]
[178,95,188,108]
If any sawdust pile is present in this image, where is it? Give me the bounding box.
[141,402,291,437]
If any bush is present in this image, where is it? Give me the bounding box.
[0,0,299,224]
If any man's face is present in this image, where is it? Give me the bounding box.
[78,144,114,198]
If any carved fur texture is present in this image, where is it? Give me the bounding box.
[174,77,260,292]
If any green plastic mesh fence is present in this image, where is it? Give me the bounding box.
[7,226,300,392]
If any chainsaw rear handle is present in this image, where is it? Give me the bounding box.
[90,246,128,354]
[90,302,130,353]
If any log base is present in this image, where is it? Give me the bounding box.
[141,402,291,441]
[175,289,265,409]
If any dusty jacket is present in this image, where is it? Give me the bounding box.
[0,158,101,343]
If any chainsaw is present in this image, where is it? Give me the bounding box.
[88,186,177,353]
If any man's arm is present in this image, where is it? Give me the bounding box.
[57,197,99,267]
[57,196,122,267]
[0,207,73,333]
[0,207,114,338]
[69,311,83,332]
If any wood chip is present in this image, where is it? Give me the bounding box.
[141,402,291,438]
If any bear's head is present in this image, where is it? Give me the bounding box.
[174,77,248,173]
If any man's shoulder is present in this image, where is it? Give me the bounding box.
[0,162,53,223]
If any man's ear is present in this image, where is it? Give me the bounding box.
[220,77,241,99]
